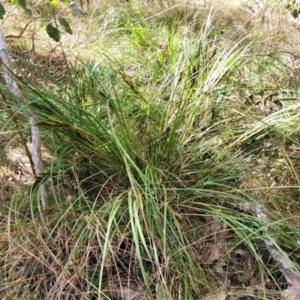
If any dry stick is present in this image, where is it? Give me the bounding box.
[0,29,48,208]
[13,116,36,176]
[0,90,36,175]
[5,18,32,40]
[240,202,300,299]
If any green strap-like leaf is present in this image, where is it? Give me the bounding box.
[69,2,85,15]
[46,23,61,42]
[58,17,72,34]
[0,3,6,19]
[19,0,32,16]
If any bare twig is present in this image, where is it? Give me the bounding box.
[0,28,47,207]
[0,89,36,175]
[5,18,32,40]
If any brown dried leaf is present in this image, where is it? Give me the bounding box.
[105,273,141,300]
[203,291,227,300]
[202,246,223,264]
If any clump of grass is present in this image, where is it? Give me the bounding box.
[1,1,300,300]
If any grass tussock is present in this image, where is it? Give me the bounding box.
[1,1,300,299]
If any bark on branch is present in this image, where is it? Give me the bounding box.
[0,28,47,207]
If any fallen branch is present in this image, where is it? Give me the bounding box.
[240,202,300,300]
[0,28,47,207]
